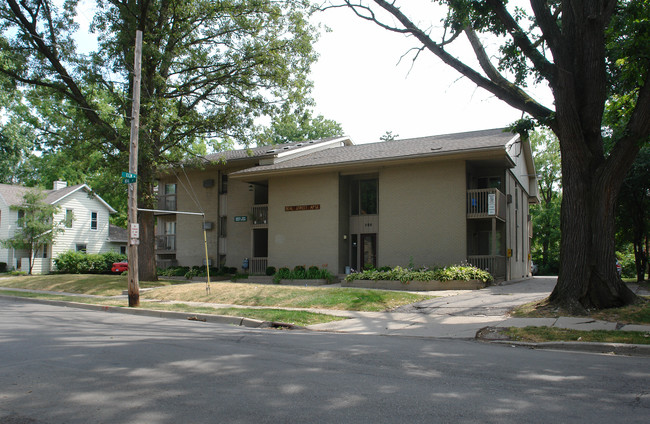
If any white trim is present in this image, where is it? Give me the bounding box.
[52,184,117,214]
[90,211,98,231]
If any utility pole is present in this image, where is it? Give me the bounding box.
[127,30,143,307]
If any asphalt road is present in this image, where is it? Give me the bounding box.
[1,299,648,424]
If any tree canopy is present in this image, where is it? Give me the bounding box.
[334,0,650,311]
[1,0,320,279]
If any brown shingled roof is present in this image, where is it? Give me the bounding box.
[231,128,517,176]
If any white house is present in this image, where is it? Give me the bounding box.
[0,181,120,274]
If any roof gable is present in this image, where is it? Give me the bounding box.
[0,183,117,213]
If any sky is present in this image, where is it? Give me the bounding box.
[72,1,553,145]
[309,4,552,144]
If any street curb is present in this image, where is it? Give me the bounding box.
[485,339,650,357]
[0,294,302,330]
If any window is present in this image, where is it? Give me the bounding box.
[17,210,25,228]
[219,216,227,237]
[220,175,228,194]
[76,244,87,253]
[65,209,73,228]
[164,183,177,210]
[350,179,378,216]
[90,212,98,230]
[41,245,48,259]
[120,246,127,255]
[478,176,502,190]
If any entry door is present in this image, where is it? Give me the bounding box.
[361,233,377,270]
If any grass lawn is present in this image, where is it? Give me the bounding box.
[142,282,432,312]
[0,289,343,326]
[0,273,183,296]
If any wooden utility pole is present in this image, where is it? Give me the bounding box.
[127,30,143,307]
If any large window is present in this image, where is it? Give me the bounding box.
[16,210,25,228]
[350,179,378,215]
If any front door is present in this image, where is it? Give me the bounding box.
[360,233,377,270]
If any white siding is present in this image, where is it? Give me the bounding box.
[0,197,20,270]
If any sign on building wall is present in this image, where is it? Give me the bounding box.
[285,204,320,212]
[234,216,247,222]
[487,194,496,216]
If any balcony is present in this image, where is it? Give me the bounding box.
[466,188,506,221]
[156,234,176,252]
[467,255,506,281]
[251,204,268,227]
[156,195,177,213]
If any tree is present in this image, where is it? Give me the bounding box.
[1,190,65,274]
[616,147,650,281]
[256,106,344,145]
[379,131,398,142]
[334,0,650,312]
[1,0,318,282]
[530,129,561,274]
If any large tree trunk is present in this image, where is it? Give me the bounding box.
[137,166,158,281]
[550,128,638,312]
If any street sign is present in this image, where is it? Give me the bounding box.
[122,171,137,178]
[122,177,137,184]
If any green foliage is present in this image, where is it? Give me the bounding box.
[159,266,191,277]
[53,251,127,274]
[617,247,638,279]
[265,266,277,276]
[256,107,344,145]
[273,265,334,283]
[345,265,493,284]
[1,190,65,274]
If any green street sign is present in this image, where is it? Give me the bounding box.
[122,177,137,184]
[121,171,137,179]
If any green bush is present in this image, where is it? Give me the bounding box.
[345,265,493,284]
[617,249,637,278]
[273,266,334,283]
[54,251,127,274]
[266,266,276,276]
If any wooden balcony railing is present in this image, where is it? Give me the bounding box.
[251,204,268,227]
[467,188,506,221]
[250,257,268,275]
[467,255,506,281]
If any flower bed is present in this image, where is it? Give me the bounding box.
[343,265,492,291]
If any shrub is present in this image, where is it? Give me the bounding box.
[159,266,190,277]
[273,266,334,283]
[266,266,276,276]
[53,251,127,274]
[345,264,493,284]
[0,262,7,273]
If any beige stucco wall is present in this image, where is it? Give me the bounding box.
[378,160,467,268]
[224,179,255,269]
[163,170,220,267]
[268,172,340,273]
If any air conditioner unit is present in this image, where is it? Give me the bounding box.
[203,222,213,230]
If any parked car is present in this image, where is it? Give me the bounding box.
[530,261,538,276]
[111,261,128,273]
[616,260,622,277]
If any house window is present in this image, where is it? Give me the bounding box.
[41,245,48,259]
[76,244,87,253]
[219,216,227,237]
[65,209,73,228]
[351,179,378,215]
[17,210,25,228]
[90,212,98,230]
[164,183,177,210]
[120,246,127,255]
[220,175,228,194]
[478,177,502,190]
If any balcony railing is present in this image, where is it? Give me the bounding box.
[467,188,506,221]
[250,257,268,275]
[467,255,506,281]
[156,234,176,252]
[251,204,268,227]
[156,195,177,212]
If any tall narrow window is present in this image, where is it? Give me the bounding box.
[65,209,73,228]
[90,212,98,230]
[165,183,177,210]
[17,210,25,228]
[220,175,228,194]
[350,178,378,216]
